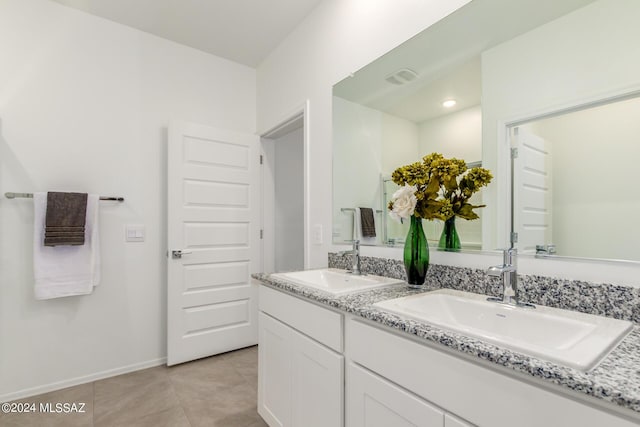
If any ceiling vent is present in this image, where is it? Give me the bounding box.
[385,68,418,85]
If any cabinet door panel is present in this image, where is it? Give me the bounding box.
[347,363,443,427]
[258,312,292,427]
[292,330,344,427]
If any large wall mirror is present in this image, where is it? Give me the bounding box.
[332,0,640,263]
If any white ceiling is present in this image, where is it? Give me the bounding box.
[50,0,324,67]
[378,58,481,123]
[333,0,596,124]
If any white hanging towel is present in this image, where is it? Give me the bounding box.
[33,193,101,299]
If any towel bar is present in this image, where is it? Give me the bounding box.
[4,192,124,202]
[341,207,383,213]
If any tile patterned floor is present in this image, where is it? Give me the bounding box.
[0,346,268,427]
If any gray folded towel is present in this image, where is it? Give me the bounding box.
[44,192,88,246]
[359,207,376,238]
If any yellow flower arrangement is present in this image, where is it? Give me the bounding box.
[388,153,492,221]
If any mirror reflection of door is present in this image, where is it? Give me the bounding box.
[511,126,553,255]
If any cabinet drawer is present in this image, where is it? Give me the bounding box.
[347,362,443,427]
[259,286,343,352]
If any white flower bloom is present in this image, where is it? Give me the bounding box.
[389,184,417,222]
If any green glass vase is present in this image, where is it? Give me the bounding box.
[438,217,461,252]
[403,215,429,288]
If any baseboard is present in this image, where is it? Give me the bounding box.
[0,357,167,402]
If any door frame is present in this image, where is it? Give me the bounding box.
[259,100,311,272]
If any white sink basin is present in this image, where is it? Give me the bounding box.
[272,268,404,295]
[373,289,633,371]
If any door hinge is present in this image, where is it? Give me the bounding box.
[260,154,263,165]
[510,231,519,244]
[511,147,518,159]
[260,229,264,239]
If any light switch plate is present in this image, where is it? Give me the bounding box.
[125,225,145,242]
[313,224,323,245]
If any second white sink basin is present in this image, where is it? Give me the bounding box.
[373,289,633,371]
[272,268,404,295]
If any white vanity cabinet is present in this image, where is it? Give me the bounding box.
[257,284,639,427]
[258,286,344,427]
[348,362,461,427]
[347,319,638,427]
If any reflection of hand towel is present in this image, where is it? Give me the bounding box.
[359,207,376,237]
[355,208,377,245]
[33,193,101,299]
[44,192,88,246]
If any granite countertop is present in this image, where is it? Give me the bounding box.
[252,271,640,415]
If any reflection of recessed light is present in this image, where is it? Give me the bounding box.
[442,99,457,108]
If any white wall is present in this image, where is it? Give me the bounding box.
[332,96,418,243]
[418,106,483,247]
[528,96,640,261]
[258,0,471,264]
[274,127,305,272]
[0,0,255,399]
[418,106,482,161]
[381,112,421,176]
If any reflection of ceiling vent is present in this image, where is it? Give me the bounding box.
[385,68,418,85]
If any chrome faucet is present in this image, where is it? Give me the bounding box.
[535,244,556,256]
[340,239,362,275]
[486,248,532,307]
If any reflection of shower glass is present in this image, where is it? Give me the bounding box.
[381,176,409,246]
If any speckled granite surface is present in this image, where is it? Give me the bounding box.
[253,257,640,415]
[329,253,640,323]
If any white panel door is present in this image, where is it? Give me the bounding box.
[512,126,552,254]
[167,121,260,366]
[347,363,444,427]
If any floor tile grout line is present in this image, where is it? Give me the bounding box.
[92,380,96,427]
[167,376,191,427]
[179,395,194,427]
